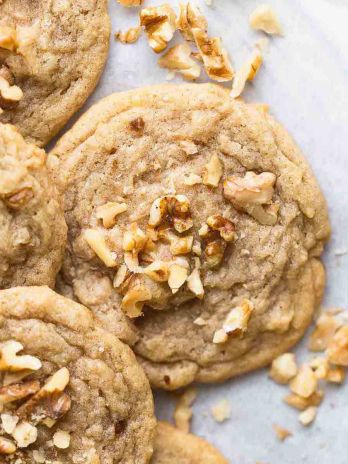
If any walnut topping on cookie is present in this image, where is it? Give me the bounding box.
[213,300,254,344]
[0,76,23,109]
[96,201,128,228]
[158,43,201,81]
[202,154,223,187]
[149,195,193,233]
[140,4,177,53]
[223,171,278,225]
[0,341,71,457]
[84,229,118,267]
[0,26,18,52]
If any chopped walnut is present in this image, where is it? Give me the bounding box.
[143,261,169,282]
[176,2,207,41]
[158,43,201,80]
[269,353,298,384]
[283,390,324,411]
[222,299,254,338]
[113,264,130,289]
[84,229,118,267]
[123,223,148,253]
[202,154,223,187]
[204,238,226,269]
[326,365,345,384]
[206,215,236,242]
[53,430,70,449]
[289,365,318,399]
[170,235,193,255]
[148,195,193,233]
[12,421,37,448]
[192,28,234,82]
[115,26,142,44]
[174,387,197,433]
[193,316,207,326]
[1,414,19,435]
[211,399,230,423]
[0,341,41,372]
[168,262,189,294]
[223,171,277,225]
[96,202,128,228]
[121,284,152,317]
[0,380,40,405]
[309,313,339,352]
[231,48,263,99]
[0,26,18,52]
[249,4,283,35]
[184,173,202,185]
[0,76,23,107]
[118,0,142,6]
[298,406,317,426]
[272,424,292,441]
[308,356,329,380]
[187,267,204,299]
[212,329,228,344]
[140,4,177,53]
[327,326,348,366]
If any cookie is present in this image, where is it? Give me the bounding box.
[0,286,156,463]
[0,123,66,289]
[0,0,110,147]
[49,83,330,388]
[152,422,228,464]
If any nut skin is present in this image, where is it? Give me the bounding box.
[0,380,40,404]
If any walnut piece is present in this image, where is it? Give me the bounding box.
[121,284,152,318]
[298,406,317,426]
[0,341,41,372]
[148,195,193,233]
[158,43,201,80]
[0,76,23,106]
[249,4,283,35]
[327,326,348,366]
[212,329,228,344]
[206,215,236,242]
[211,399,230,423]
[118,0,142,6]
[0,26,18,52]
[143,261,169,282]
[283,390,324,411]
[176,2,207,41]
[193,316,207,326]
[1,413,19,434]
[187,267,204,299]
[289,365,318,399]
[309,313,339,352]
[222,299,254,338]
[0,436,16,454]
[174,387,197,433]
[123,223,148,253]
[84,229,118,267]
[140,4,177,53]
[96,202,128,228]
[168,262,189,294]
[192,27,234,82]
[115,27,142,44]
[326,365,345,384]
[202,154,223,187]
[231,48,263,99]
[0,380,40,405]
[53,430,70,449]
[269,353,298,384]
[170,235,193,255]
[272,424,292,441]
[12,421,37,448]
[223,171,277,225]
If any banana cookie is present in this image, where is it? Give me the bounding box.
[49,84,330,389]
[0,0,110,147]
[152,422,228,464]
[0,286,156,463]
[0,123,66,289]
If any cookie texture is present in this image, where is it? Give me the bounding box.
[0,0,110,147]
[0,286,156,463]
[49,83,330,389]
[152,422,228,464]
[0,123,66,288]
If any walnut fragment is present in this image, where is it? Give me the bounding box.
[140,4,177,53]
[249,4,283,35]
[158,43,201,80]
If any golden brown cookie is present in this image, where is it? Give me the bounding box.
[0,0,110,146]
[152,422,229,464]
[0,286,156,463]
[0,123,66,288]
[49,84,330,389]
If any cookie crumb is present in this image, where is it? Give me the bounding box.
[211,399,230,423]
[298,406,317,426]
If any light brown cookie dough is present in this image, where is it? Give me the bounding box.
[0,286,156,463]
[0,0,110,147]
[0,123,66,289]
[152,422,229,464]
[49,83,330,388]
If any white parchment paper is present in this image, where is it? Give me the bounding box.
[54,1,348,462]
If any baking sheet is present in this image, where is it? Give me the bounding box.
[54,1,348,462]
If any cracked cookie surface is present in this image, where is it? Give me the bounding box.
[0,123,66,289]
[0,0,110,147]
[0,286,156,463]
[152,422,228,464]
[49,83,330,389]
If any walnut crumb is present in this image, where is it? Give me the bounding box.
[269,353,298,384]
[231,48,263,99]
[272,424,292,441]
[158,43,201,80]
[140,4,177,53]
[298,406,317,426]
[115,26,142,44]
[211,399,230,423]
[202,154,223,187]
[289,365,318,399]
[249,4,283,35]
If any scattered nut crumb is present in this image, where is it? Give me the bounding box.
[290,365,318,399]
[158,43,201,80]
[118,0,142,6]
[0,76,23,107]
[211,399,231,423]
[84,229,118,267]
[202,153,223,187]
[283,390,324,411]
[272,424,292,441]
[327,325,348,366]
[298,406,317,426]
[176,2,207,41]
[269,353,298,384]
[115,26,142,44]
[309,313,339,352]
[53,430,71,449]
[249,4,283,35]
